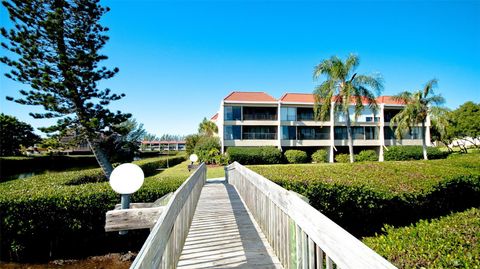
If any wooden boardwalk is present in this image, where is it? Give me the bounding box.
[177,178,283,269]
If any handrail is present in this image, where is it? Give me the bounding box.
[227,162,397,269]
[130,163,206,269]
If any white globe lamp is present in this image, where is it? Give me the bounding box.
[109,163,144,235]
[189,154,198,163]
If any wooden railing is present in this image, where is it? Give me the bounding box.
[226,162,397,269]
[130,163,206,269]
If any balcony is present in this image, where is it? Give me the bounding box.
[243,107,277,121]
[243,114,277,121]
[243,132,277,140]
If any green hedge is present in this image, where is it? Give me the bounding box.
[384,146,450,161]
[335,153,350,163]
[249,153,480,236]
[355,150,378,162]
[0,156,186,262]
[311,149,328,163]
[0,155,99,181]
[226,147,282,165]
[284,150,308,164]
[364,208,480,269]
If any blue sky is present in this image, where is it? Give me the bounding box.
[1,0,479,137]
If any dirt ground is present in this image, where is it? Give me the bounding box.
[0,253,135,269]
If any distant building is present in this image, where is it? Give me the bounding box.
[213,91,431,162]
[141,140,186,151]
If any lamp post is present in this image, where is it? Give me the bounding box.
[109,163,145,235]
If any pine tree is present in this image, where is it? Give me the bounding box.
[1,0,131,178]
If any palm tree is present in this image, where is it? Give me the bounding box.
[198,117,218,137]
[390,79,445,160]
[313,54,383,163]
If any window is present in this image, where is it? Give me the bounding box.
[297,126,330,140]
[365,127,379,140]
[224,106,241,121]
[243,107,277,120]
[384,127,396,139]
[224,125,241,140]
[334,127,348,139]
[282,126,296,140]
[297,107,315,121]
[243,126,277,140]
[366,117,373,122]
[352,127,365,139]
[281,107,296,121]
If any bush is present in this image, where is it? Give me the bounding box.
[226,147,282,165]
[0,155,98,181]
[250,153,480,236]
[355,150,378,162]
[364,208,480,269]
[335,153,350,163]
[194,136,221,164]
[384,146,450,161]
[311,149,328,163]
[284,150,308,164]
[0,156,186,262]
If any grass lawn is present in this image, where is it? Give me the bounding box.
[151,160,225,180]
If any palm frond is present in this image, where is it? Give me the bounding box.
[353,73,384,96]
[345,53,359,76]
[425,94,445,106]
[313,59,333,80]
[423,78,438,98]
[313,80,335,121]
[392,91,413,104]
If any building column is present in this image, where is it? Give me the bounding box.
[425,114,431,147]
[379,103,385,162]
[277,102,282,151]
[329,101,335,163]
[219,101,225,153]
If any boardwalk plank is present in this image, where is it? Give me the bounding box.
[177,178,283,269]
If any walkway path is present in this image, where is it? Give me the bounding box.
[177,178,283,269]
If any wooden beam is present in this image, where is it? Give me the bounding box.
[105,207,164,232]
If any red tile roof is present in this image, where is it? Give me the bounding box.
[377,96,406,105]
[224,91,276,102]
[210,113,218,121]
[280,93,404,105]
[279,93,315,103]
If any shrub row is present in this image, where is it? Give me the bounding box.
[249,153,480,236]
[226,147,282,164]
[0,156,186,262]
[363,207,480,269]
[384,146,449,161]
[0,155,99,180]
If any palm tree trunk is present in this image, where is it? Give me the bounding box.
[421,121,428,160]
[87,139,114,179]
[345,111,355,163]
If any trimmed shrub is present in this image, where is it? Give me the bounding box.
[226,147,282,165]
[250,153,480,236]
[194,136,221,164]
[384,146,449,161]
[284,150,308,164]
[355,150,378,162]
[335,153,350,163]
[0,155,98,181]
[311,149,328,163]
[364,208,480,269]
[0,156,186,262]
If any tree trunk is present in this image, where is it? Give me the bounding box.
[421,121,428,160]
[345,110,355,163]
[87,139,114,179]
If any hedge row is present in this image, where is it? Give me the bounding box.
[0,155,99,180]
[364,207,480,268]
[0,156,186,262]
[249,153,480,236]
[226,147,282,164]
[384,146,449,161]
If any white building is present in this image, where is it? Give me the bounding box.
[212,91,430,162]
